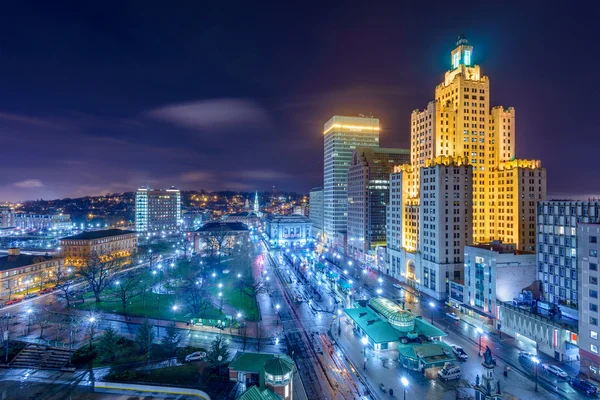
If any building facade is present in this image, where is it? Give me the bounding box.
[135,187,181,234]
[323,116,380,247]
[0,248,63,299]
[577,223,600,381]
[537,201,600,319]
[387,157,473,299]
[264,215,312,248]
[193,222,250,256]
[14,213,72,231]
[386,36,546,300]
[0,206,15,229]
[59,229,138,267]
[309,187,324,241]
[222,212,261,229]
[347,148,410,262]
[460,242,536,319]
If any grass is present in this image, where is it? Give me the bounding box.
[105,363,202,386]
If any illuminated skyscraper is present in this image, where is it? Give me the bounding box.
[323,116,379,247]
[135,186,181,234]
[387,36,546,299]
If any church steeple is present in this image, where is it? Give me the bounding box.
[451,34,473,69]
[253,191,259,213]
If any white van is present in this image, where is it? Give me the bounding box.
[438,363,462,381]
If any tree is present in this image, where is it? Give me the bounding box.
[161,322,181,356]
[97,326,121,363]
[240,326,249,351]
[207,334,230,374]
[136,319,155,355]
[31,308,53,340]
[182,282,213,315]
[255,322,268,353]
[54,264,76,307]
[78,252,120,302]
[109,274,143,315]
[238,279,267,303]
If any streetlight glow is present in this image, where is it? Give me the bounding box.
[361,337,368,345]
[401,376,409,387]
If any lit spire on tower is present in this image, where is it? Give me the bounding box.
[254,191,259,213]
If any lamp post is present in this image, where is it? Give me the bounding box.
[401,376,409,400]
[337,309,342,335]
[26,308,32,334]
[25,280,31,295]
[532,356,540,392]
[236,312,242,333]
[88,316,96,350]
[429,301,435,324]
[477,327,484,355]
[275,304,280,325]
[361,336,368,371]
[218,292,223,312]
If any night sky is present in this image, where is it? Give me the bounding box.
[0,2,597,202]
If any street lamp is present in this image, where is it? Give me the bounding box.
[26,308,32,334]
[337,309,342,335]
[401,376,409,400]
[88,316,97,349]
[429,301,435,324]
[532,357,540,392]
[477,327,484,355]
[376,288,383,295]
[25,280,31,295]
[361,336,368,371]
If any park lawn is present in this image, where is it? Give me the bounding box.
[204,262,260,321]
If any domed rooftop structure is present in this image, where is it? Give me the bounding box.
[368,297,415,332]
[264,356,294,377]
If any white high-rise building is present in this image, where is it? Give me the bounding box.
[135,187,181,234]
[323,116,379,248]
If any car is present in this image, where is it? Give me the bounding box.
[451,345,468,361]
[393,283,402,289]
[518,351,536,361]
[569,378,598,395]
[39,287,54,295]
[4,298,22,305]
[184,351,207,362]
[542,363,568,379]
[25,293,38,299]
[446,312,460,321]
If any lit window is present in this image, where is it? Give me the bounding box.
[592,344,599,354]
[591,331,598,340]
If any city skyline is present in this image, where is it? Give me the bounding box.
[1,3,597,203]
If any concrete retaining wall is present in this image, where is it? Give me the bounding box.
[94,381,211,399]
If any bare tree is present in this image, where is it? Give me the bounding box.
[255,322,268,353]
[240,326,249,351]
[79,252,120,303]
[54,264,76,307]
[181,282,213,315]
[239,280,267,303]
[109,274,143,315]
[31,307,53,340]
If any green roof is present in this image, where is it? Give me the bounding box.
[228,351,294,388]
[263,357,294,375]
[238,386,283,400]
[345,307,401,343]
[398,342,455,365]
[413,318,447,338]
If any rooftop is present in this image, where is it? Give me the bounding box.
[238,386,282,400]
[0,254,52,271]
[263,356,294,375]
[60,229,136,241]
[265,214,311,223]
[196,221,249,233]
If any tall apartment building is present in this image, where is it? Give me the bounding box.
[386,35,546,300]
[578,223,600,381]
[309,187,324,241]
[347,148,409,262]
[537,201,600,318]
[323,116,379,248]
[0,206,15,229]
[135,187,181,234]
[14,213,72,231]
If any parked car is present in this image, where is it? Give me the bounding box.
[39,287,54,295]
[379,383,386,392]
[393,283,402,289]
[438,363,462,381]
[569,378,598,395]
[4,298,22,305]
[25,293,38,299]
[542,363,568,379]
[185,352,207,362]
[446,312,460,321]
[451,345,468,361]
